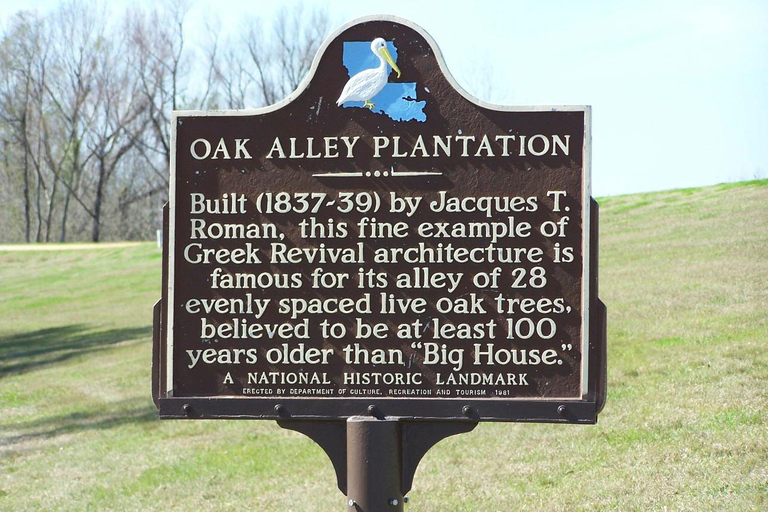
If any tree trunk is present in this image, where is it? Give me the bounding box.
[60,187,71,242]
[34,161,43,243]
[45,175,58,242]
[91,158,106,243]
[21,138,31,243]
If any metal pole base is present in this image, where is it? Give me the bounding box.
[279,417,477,511]
[346,417,403,511]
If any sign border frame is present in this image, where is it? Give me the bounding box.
[157,15,604,423]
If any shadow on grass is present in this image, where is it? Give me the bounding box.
[0,324,152,378]
[1,398,158,450]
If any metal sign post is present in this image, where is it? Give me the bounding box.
[153,16,606,510]
[276,416,477,511]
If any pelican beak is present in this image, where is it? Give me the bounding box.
[378,46,401,78]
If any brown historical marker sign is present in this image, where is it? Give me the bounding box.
[153,16,606,423]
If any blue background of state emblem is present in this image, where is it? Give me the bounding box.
[341,41,427,122]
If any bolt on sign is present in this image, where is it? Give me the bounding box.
[153,16,606,424]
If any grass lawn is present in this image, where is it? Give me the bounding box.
[1,180,767,510]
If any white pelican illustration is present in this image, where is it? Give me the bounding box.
[336,38,402,110]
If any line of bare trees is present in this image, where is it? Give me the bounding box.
[0,1,328,243]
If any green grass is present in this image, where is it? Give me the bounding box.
[1,180,767,510]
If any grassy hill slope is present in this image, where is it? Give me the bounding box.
[1,180,766,510]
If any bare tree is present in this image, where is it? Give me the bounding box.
[0,11,54,242]
[272,6,329,96]
[128,3,184,177]
[0,13,37,242]
[82,22,149,242]
[0,1,331,243]
[37,1,106,242]
[122,0,222,229]
[212,5,330,108]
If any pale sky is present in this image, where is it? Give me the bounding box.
[3,0,767,197]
